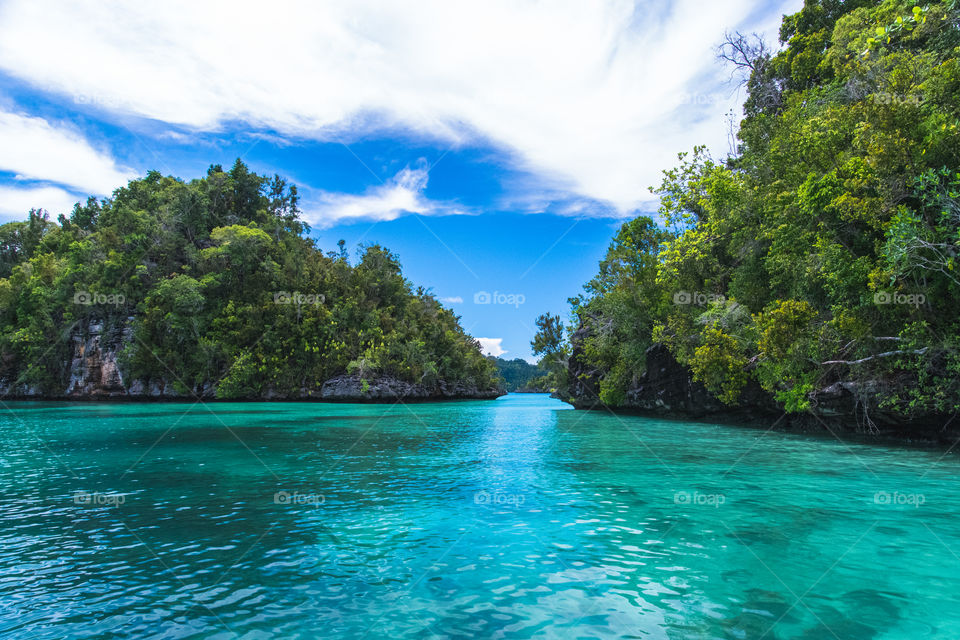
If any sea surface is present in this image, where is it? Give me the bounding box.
[0,393,958,639]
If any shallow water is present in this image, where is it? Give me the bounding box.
[0,393,958,639]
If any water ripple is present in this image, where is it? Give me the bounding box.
[0,395,958,638]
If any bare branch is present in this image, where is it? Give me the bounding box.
[822,348,929,366]
[718,31,769,80]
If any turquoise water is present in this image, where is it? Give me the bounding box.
[1,393,959,639]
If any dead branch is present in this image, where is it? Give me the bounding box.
[822,348,929,366]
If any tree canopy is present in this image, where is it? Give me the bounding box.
[0,160,499,398]
[544,0,960,422]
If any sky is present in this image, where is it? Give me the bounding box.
[0,0,802,362]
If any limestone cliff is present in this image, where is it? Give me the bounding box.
[563,331,958,442]
[1,321,505,402]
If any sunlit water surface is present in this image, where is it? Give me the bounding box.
[1,394,958,638]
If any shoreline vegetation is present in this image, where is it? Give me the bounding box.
[530,0,960,440]
[489,356,554,393]
[0,161,504,402]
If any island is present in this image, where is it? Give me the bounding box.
[0,162,504,401]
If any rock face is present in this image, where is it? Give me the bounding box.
[1,320,505,402]
[67,320,134,398]
[625,344,754,416]
[564,334,957,440]
[565,342,772,418]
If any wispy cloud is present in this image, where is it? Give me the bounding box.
[0,184,82,219]
[304,165,468,227]
[477,337,506,357]
[0,110,136,195]
[0,0,801,215]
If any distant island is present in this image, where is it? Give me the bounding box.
[488,357,553,393]
[0,162,503,401]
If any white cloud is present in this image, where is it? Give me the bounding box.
[304,165,467,226]
[440,296,463,304]
[0,0,801,213]
[477,337,507,358]
[0,110,136,195]
[0,184,82,220]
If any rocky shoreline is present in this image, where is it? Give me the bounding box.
[0,321,504,402]
[563,341,960,444]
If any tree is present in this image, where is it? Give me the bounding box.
[0,161,501,398]
[532,314,564,359]
[556,0,960,422]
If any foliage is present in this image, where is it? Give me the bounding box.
[566,217,671,405]
[530,312,572,394]
[545,0,960,418]
[0,160,499,397]
[489,357,551,392]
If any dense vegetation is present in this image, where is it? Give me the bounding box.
[0,161,500,398]
[489,356,552,391]
[540,0,960,424]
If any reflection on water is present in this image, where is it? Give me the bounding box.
[0,394,958,638]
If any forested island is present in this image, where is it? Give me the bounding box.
[533,0,960,437]
[0,162,503,400]
[489,357,553,392]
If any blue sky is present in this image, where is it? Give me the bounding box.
[0,0,801,362]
